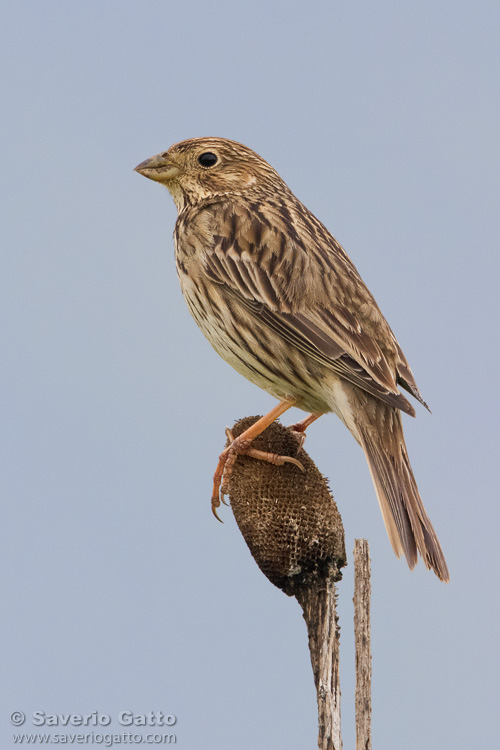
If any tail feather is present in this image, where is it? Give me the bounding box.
[357,409,449,582]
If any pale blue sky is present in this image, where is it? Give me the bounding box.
[2,2,499,748]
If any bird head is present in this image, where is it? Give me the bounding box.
[134,137,285,211]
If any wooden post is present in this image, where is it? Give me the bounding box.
[353,539,372,750]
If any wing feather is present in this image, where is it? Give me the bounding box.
[192,197,425,415]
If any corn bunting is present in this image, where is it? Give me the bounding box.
[135,137,449,582]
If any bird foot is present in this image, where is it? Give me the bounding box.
[288,411,324,449]
[288,422,308,449]
[211,427,305,522]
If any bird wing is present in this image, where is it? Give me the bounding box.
[192,198,426,415]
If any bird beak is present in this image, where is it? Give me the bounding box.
[134,153,181,182]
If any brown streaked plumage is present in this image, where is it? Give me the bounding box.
[135,137,449,582]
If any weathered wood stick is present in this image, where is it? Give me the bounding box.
[353,539,372,750]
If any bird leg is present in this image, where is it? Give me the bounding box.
[211,399,305,521]
[288,411,324,448]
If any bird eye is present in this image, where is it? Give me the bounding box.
[198,152,218,168]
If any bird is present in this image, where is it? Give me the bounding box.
[135,137,449,582]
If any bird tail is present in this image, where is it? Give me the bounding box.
[356,408,449,582]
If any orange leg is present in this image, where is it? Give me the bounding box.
[289,411,324,432]
[212,399,304,521]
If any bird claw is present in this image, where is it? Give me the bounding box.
[279,455,305,472]
[211,496,224,523]
[289,428,307,450]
